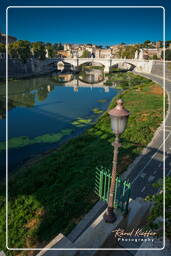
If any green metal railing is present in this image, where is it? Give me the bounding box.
[95,167,131,214]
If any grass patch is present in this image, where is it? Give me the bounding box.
[0,129,73,151]
[0,73,165,255]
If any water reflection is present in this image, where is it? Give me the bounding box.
[0,70,109,118]
[52,73,74,83]
[79,69,104,84]
[0,73,119,174]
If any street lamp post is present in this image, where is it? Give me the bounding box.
[103,99,130,223]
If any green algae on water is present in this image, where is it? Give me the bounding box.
[97,99,107,103]
[0,128,73,151]
[92,108,103,114]
[71,118,93,127]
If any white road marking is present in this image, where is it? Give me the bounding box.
[141,186,146,192]
[167,169,171,176]
[165,130,171,132]
[131,132,171,185]
[140,173,146,178]
[148,175,155,182]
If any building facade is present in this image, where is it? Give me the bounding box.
[0,32,17,44]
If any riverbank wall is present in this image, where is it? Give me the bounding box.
[0,58,56,79]
[150,61,171,80]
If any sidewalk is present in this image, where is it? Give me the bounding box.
[124,73,171,199]
[94,73,171,255]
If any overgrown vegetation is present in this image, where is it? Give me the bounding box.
[105,71,151,89]
[0,73,164,255]
[146,177,171,239]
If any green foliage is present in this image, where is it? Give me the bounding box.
[8,40,32,62]
[164,49,171,60]
[46,44,55,58]
[118,45,140,59]
[144,40,151,44]
[152,54,158,60]
[32,42,46,60]
[110,67,122,72]
[146,177,171,238]
[83,65,104,70]
[0,129,73,151]
[0,73,164,254]
[80,50,91,58]
[105,72,152,89]
[7,41,64,61]
[143,40,151,48]
[53,43,64,51]
[0,43,5,53]
[104,80,113,86]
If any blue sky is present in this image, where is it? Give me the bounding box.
[1,0,171,45]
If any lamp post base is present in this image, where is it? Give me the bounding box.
[103,207,117,223]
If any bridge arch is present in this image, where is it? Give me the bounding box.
[57,61,75,71]
[110,62,136,72]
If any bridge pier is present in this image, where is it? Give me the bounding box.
[104,65,110,73]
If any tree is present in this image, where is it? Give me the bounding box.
[8,43,18,58]
[0,43,5,53]
[165,49,171,60]
[152,55,158,60]
[97,45,103,49]
[161,49,171,60]
[80,50,91,58]
[144,40,151,44]
[143,40,151,48]
[118,45,140,59]
[46,44,55,58]
[8,40,31,62]
[53,43,64,51]
[58,43,64,50]
[32,42,46,60]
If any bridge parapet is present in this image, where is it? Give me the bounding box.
[47,57,160,74]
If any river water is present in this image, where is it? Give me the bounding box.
[0,72,119,177]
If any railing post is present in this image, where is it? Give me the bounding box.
[103,171,107,201]
[114,177,118,208]
[107,172,111,201]
[124,183,131,215]
[122,180,127,211]
[99,170,103,199]
[95,167,131,214]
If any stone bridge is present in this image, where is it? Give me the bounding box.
[55,58,155,73]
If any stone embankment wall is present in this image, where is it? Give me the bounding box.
[0,58,56,78]
[151,61,171,80]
